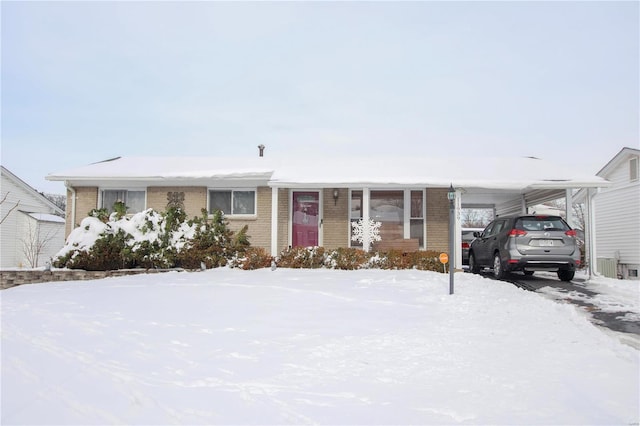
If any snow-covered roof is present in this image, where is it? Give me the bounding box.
[46,155,609,191]
[25,212,66,223]
[2,165,65,215]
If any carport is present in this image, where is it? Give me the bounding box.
[455,181,605,273]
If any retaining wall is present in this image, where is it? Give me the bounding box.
[0,269,184,290]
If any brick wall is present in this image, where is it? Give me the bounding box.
[322,188,349,249]
[147,187,207,220]
[426,188,450,252]
[66,185,450,255]
[277,188,289,253]
[69,187,98,236]
[226,187,272,251]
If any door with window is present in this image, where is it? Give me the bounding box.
[292,192,319,247]
[473,219,506,264]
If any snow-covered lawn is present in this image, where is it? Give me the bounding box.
[2,269,638,425]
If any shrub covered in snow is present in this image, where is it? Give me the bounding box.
[53,208,444,272]
[174,209,250,269]
[276,246,443,271]
[53,208,250,271]
[228,247,274,270]
[277,246,328,269]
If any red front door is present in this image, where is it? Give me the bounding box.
[292,191,319,247]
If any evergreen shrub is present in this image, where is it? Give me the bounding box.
[53,208,251,271]
[276,246,327,269]
[274,246,443,272]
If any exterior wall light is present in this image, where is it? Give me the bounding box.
[333,189,340,205]
[447,184,456,202]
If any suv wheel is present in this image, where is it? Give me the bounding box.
[493,253,505,280]
[523,270,534,276]
[557,270,575,282]
[468,253,480,274]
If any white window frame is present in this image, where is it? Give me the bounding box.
[208,188,257,218]
[99,188,147,214]
[348,188,426,249]
[630,157,638,182]
[408,189,426,248]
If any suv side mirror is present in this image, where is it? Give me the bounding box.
[473,231,482,238]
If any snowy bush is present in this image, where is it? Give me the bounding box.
[324,247,371,270]
[174,210,250,269]
[53,208,251,271]
[228,247,274,270]
[274,246,442,272]
[276,246,327,269]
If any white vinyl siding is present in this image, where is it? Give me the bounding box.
[1,169,65,268]
[16,213,66,267]
[594,156,640,267]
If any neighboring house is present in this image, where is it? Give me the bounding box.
[46,152,608,269]
[528,203,565,217]
[1,166,66,268]
[577,147,640,280]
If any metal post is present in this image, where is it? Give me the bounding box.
[448,185,455,295]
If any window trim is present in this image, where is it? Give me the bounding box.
[348,188,426,249]
[208,188,258,217]
[99,188,147,214]
[630,157,638,182]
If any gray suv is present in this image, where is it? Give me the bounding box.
[468,215,581,281]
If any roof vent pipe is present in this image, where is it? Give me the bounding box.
[258,144,265,157]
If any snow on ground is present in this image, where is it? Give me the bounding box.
[538,271,640,320]
[2,268,638,425]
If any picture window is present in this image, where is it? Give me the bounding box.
[209,190,256,215]
[101,190,145,214]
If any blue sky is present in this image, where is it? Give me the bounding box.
[2,1,638,194]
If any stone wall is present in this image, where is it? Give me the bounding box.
[0,269,183,290]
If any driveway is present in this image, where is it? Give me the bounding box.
[470,270,640,345]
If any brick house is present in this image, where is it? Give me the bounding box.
[46,153,608,269]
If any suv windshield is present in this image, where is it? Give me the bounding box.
[515,216,569,232]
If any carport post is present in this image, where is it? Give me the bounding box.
[448,185,456,295]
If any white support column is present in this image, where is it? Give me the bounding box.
[403,190,411,238]
[271,187,279,256]
[586,188,598,277]
[362,187,371,252]
[565,188,573,227]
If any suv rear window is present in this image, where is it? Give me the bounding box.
[515,216,569,232]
